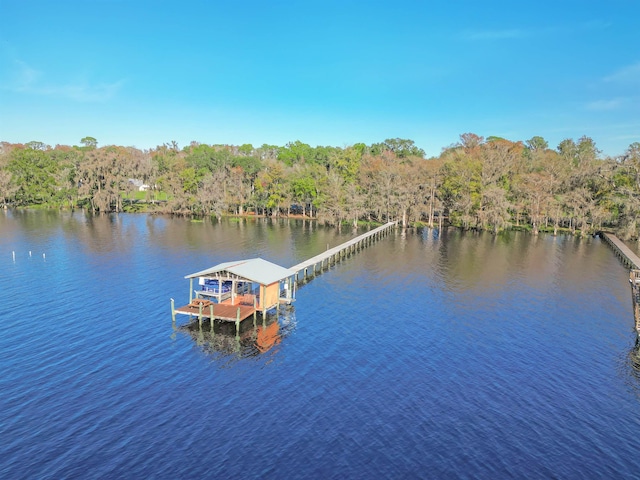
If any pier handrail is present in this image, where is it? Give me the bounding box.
[289,221,397,275]
[600,232,640,270]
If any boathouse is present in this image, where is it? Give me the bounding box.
[172,258,295,328]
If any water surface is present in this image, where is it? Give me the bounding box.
[1,210,639,479]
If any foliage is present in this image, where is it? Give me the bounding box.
[1,135,639,239]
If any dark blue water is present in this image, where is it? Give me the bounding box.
[1,210,639,479]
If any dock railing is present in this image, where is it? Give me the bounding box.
[601,233,640,335]
[289,221,397,283]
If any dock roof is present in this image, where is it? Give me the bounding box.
[185,258,293,285]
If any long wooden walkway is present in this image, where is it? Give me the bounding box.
[600,232,640,334]
[601,232,640,269]
[289,221,397,282]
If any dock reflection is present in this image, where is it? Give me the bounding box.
[177,306,296,359]
[629,338,640,379]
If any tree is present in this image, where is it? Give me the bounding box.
[255,159,288,216]
[328,146,363,183]
[196,170,229,219]
[179,167,202,195]
[557,139,577,163]
[621,142,640,190]
[576,135,600,164]
[238,143,254,156]
[515,171,555,234]
[459,133,484,150]
[439,150,482,229]
[75,146,133,213]
[359,151,401,222]
[370,138,425,158]
[525,136,548,151]
[277,141,313,166]
[290,167,318,217]
[7,148,58,205]
[80,137,98,150]
[477,185,511,233]
[227,166,253,215]
[0,170,17,206]
[25,141,50,151]
[316,171,347,227]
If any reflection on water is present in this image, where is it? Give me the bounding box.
[2,209,640,479]
[629,338,640,378]
[177,307,296,361]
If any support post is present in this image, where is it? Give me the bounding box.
[232,279,236,305]
[235,307,241,340]
[189,278,194,303]
[198,303,203,329]
[209,304,215,335]
[253,295,257,321]
[171,298,176,324]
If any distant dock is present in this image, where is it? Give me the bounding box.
[600,232,640,269]
[600,232,640,334]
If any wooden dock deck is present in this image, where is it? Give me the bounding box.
[600,232,640,334]
[172,296,258,331]
[289,221,397,282]
[175,303,255,322]
[601,232,640,269]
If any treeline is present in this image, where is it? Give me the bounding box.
[1,135,640,239]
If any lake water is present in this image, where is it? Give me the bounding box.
[1,210,640,479]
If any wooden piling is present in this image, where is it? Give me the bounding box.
[253,296,257,321]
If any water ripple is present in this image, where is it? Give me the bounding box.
[1,215,639,479]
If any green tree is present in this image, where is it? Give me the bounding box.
[0,170,17,206]
[179,167,203,195]
[238,143,254,156]
[525,136,548,151]
[80,136,98,149]
[329,146,363,183]
[255,159,288,215]
[7,148,58,205]
[277,141,314,166]
[370,138,425,158]
[25,141,50,151]
[290,166,319,217]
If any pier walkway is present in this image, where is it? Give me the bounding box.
[289,221,397,283]
[600,232,640,334]
[601,232,640,269]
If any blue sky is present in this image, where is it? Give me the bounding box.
[1,0,638,157]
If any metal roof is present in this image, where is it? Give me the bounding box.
[185,258,293,285]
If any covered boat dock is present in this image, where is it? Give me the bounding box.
[172,258,296,331]
[172,221,397,338]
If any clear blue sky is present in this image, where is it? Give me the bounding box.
[1,0,638,157]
